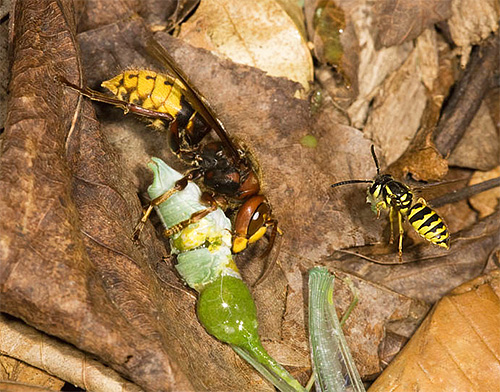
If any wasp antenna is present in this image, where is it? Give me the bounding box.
[370,145,380,175]
[331,179,373,188]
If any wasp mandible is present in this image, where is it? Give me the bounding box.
[331,146,450,260]
[60,39,279,256]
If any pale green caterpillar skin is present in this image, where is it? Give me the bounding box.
[147,158,305,392]
[147,158,239,291]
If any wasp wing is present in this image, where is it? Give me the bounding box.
[145,37,241,164]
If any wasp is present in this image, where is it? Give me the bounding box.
[60,39,279,256]
[331,146,450,260]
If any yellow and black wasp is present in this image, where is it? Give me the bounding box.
[331,146,450,260]
[60,38,279,256]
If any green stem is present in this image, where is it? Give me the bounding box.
[232,344,305,392]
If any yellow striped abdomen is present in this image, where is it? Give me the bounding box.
[102,70,185,116]
[407,201,450,249]
[101,70,210,147]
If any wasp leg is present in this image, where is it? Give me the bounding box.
[375,201,386,219]
[163,192,218,237]
[58,77,174,122]
[133,173,200,241]
[397,210,404,262]
[389,207,396,244]
[133,186,183,241]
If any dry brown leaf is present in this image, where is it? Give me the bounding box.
[139,0,200,32]
[331,270,429,379]
[0,2,271,391]
[3,1,498,389]
[448,102,500,170]
[448,0,500,66]
[384,26,457,181]
[485,87,500,130]
[364,30,433,166]
[346,3,413,127]
[77,0,200,34]
[262,261,430,380]
[178,0,313,92]
[0,14,8,131]
[469,167,500,218]
[368,270,500,392]
[0,315,142,392]
[0,355,64,391]
[386,134,449,181]
[77,0,137,32]
[0,382,58,392]
[372,0,451,48]
[274,0,309,40]
[327,210,499,304]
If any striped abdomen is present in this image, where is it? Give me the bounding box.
[101,70,210,145]
[407,202,450,249]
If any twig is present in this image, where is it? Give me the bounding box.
[430,177,500,208]
[434,31,500,157]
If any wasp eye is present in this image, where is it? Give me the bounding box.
[247,203,270,237]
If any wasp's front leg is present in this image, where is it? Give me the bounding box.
[163,192,218,237]
[397,209,404,262]
[375,201,387,218]
[133,169,204,241]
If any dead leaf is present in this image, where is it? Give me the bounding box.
[0,2,270,391]
[372,0,452,48]
[178,0,313,92]
[0,382,58,392]
[469,167,500,218]
[73,15,434,381]
[139,0,200,32]
[260,261,430,380]
[0,314,142,392]
[448,0,500,66]
[364,32,430,166]
[326,210,499,304]
[0,16,8,132]
[77,0,137,32]
[367,270,500,392]
[448,101,500,170]
[3,1,499,389]
[434,30,500,159]
[345,2,414,127]
[485,87,500,130]
[0,355,64,391]
[384,30,457,181]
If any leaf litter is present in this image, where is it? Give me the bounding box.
[0,0,499,391]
